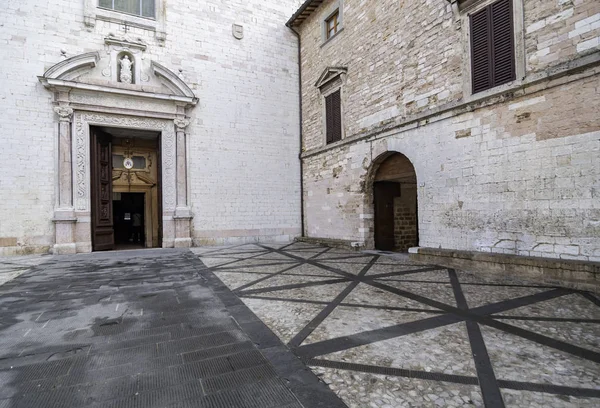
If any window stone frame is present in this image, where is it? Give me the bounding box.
[321,1,344,46]
[315,67,347,147]
[84,0,167,44]
[455,0,525,100]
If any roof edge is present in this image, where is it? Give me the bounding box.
[286,0,324,28]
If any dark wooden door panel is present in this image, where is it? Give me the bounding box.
[374,181,400,251]
[91,128,114,251]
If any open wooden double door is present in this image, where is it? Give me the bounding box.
[90,128,115,251]
[90,127,161,251]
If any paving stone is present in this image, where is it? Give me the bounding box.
[196,243,600,408]
[0,249,342,408]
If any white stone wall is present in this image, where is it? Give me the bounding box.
[0,0,303,254]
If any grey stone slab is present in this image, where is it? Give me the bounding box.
[0,248,345,408]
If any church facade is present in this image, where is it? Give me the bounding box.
[290,0,600,263]
[1,0,599,267]
[0,0,303,254]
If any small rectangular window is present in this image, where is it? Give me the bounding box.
[325,90,342,144]
[470,0,515,93]
[99,0,155,18]
[326,10,340,40]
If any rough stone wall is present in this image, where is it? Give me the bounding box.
[298,0,463,150]
[297,0,600,151]
[0,0,303,254]
[299,0,600,261]
[393,197,417,252]
[303,75,600,260]
[525,0,600,71]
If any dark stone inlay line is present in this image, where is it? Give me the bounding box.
[307,358,479,385]
[364,266,445,279]
[206,245,600,400]
[491,315,600,324]
[315,254,378,261]
[579,292,600,308]
[252,244,596,364]
[233,263,304,292]
[310,247,333,259]
[236,278,351,297]
[476,315,600,364]
[213,261,299,271]
[294,288,571,359]
[240,295,445,314]
[206,249,275,270]
[307,359,600,398]
[194,243,257,256]
[294,312,463,359]
[496,379,600,398]
[192,251,349,408]
[376,278,560,289]
[287,256,378,348]
[364,281,600,364]
[449,268,505,408]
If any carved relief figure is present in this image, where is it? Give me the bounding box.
[119,55,133,84]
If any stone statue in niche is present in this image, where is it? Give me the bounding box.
[119,55,133,84]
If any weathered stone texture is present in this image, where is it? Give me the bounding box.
[298,0,600,261]
[525,0,600,70]
[393,197,418,252]
[0,0,303,254]
[297,0,600,150]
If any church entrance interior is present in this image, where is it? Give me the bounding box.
[373,152,418,252]
[113,192,145,250]
[90,126,161,251]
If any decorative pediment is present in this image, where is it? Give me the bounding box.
[41,52,101,81]
[315,67,348,89]
[38,50,198,107]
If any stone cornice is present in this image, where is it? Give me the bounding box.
[104,36,147,51]
[151,61,196,99]
[39,78,198,106]
[301,52,600,159]
[42,52,100,80]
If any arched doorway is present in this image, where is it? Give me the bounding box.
[373,153,418,251]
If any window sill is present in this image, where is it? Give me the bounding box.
[97,7,156,21]
[465,77,522,103]
[84,3,166,44]
[94,8,157,30]
[321,27,344,48]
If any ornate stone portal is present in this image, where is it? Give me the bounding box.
[38,43,198,253]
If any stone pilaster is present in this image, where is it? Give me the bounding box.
[52,104,77,254]
[173,117,193,248]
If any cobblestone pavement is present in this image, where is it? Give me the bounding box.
[0,249,345,408]
[193,242,600,408]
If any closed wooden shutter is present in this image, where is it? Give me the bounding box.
[491,0,515,86]
[470,0,515,94]
[326,90,342,144]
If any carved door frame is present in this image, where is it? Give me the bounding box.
[72,112,187,252]
[40,51,197,254]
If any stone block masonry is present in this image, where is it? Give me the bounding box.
[0,0,305,254]
[393,198,417,252]
[296,0,600,261]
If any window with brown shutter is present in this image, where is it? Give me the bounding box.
[325,90,342,144]
[470,0,515,94]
